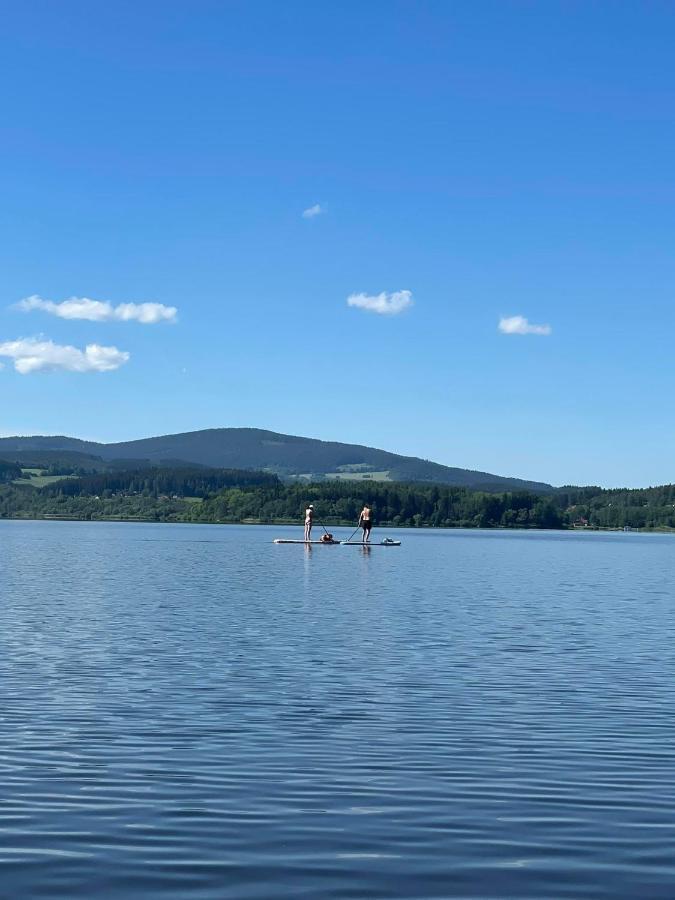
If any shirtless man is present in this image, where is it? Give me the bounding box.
[358,504,373,543]
[304,504,314,542]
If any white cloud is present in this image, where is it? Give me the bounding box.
[347,290,413,316]
[498,315,552,336]
[0,337,130,374]
[302,204,323,219]
[16,295,177,324]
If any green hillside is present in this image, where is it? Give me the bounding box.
[0,428,553,492]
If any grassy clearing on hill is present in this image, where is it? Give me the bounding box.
[12,469,77,488]
[325,470,392,482]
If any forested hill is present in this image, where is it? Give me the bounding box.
[0,428,552,492]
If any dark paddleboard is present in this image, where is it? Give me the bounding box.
[340,540,401,546]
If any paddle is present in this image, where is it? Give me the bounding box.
[312,509,334,541]
[345,524,361,542]
[317,519,334,540]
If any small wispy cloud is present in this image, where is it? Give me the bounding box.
[498,315,552,336]
[302,204,323,219]
[16,295,177,324]
[0,337,130,374]
[347,290,413,316]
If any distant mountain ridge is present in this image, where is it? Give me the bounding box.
[0,428,553,492]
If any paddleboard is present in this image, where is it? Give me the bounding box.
[273,539,340,544]
[341,540,401,546]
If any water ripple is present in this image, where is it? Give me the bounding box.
[1,521,675,898]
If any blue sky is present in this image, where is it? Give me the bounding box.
[1,1,674,487]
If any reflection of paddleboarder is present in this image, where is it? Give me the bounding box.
[358,505,373,543]
[304,504,314,542]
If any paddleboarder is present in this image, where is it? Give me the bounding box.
[358,504,373,543]
[304,504,314,542]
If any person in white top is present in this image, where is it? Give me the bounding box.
[304,504,314,542]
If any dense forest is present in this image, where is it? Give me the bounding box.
[0,461,22,484]
[44,467,278,498]
[188,481,565,528]
[0,449,107,474]
[1,464,675,530]
[554,484,675,530]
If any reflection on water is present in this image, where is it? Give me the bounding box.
[1,521,675,899]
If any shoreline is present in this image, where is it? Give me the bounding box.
[1,514,673,535]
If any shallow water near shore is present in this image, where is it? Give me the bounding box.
[1,520,675,898]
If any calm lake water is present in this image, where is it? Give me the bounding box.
[1,521,675,898]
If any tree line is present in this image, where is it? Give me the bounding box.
[42,467,278,498]
[0,461,22,484]
[186,481,565,528]
[1,466,675,530]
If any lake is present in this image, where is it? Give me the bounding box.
[1,520,674,898]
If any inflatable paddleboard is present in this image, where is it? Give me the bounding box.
[273,539,340,544]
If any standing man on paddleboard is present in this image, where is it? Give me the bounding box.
[358,504,373,543]
[304,504,314,542]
